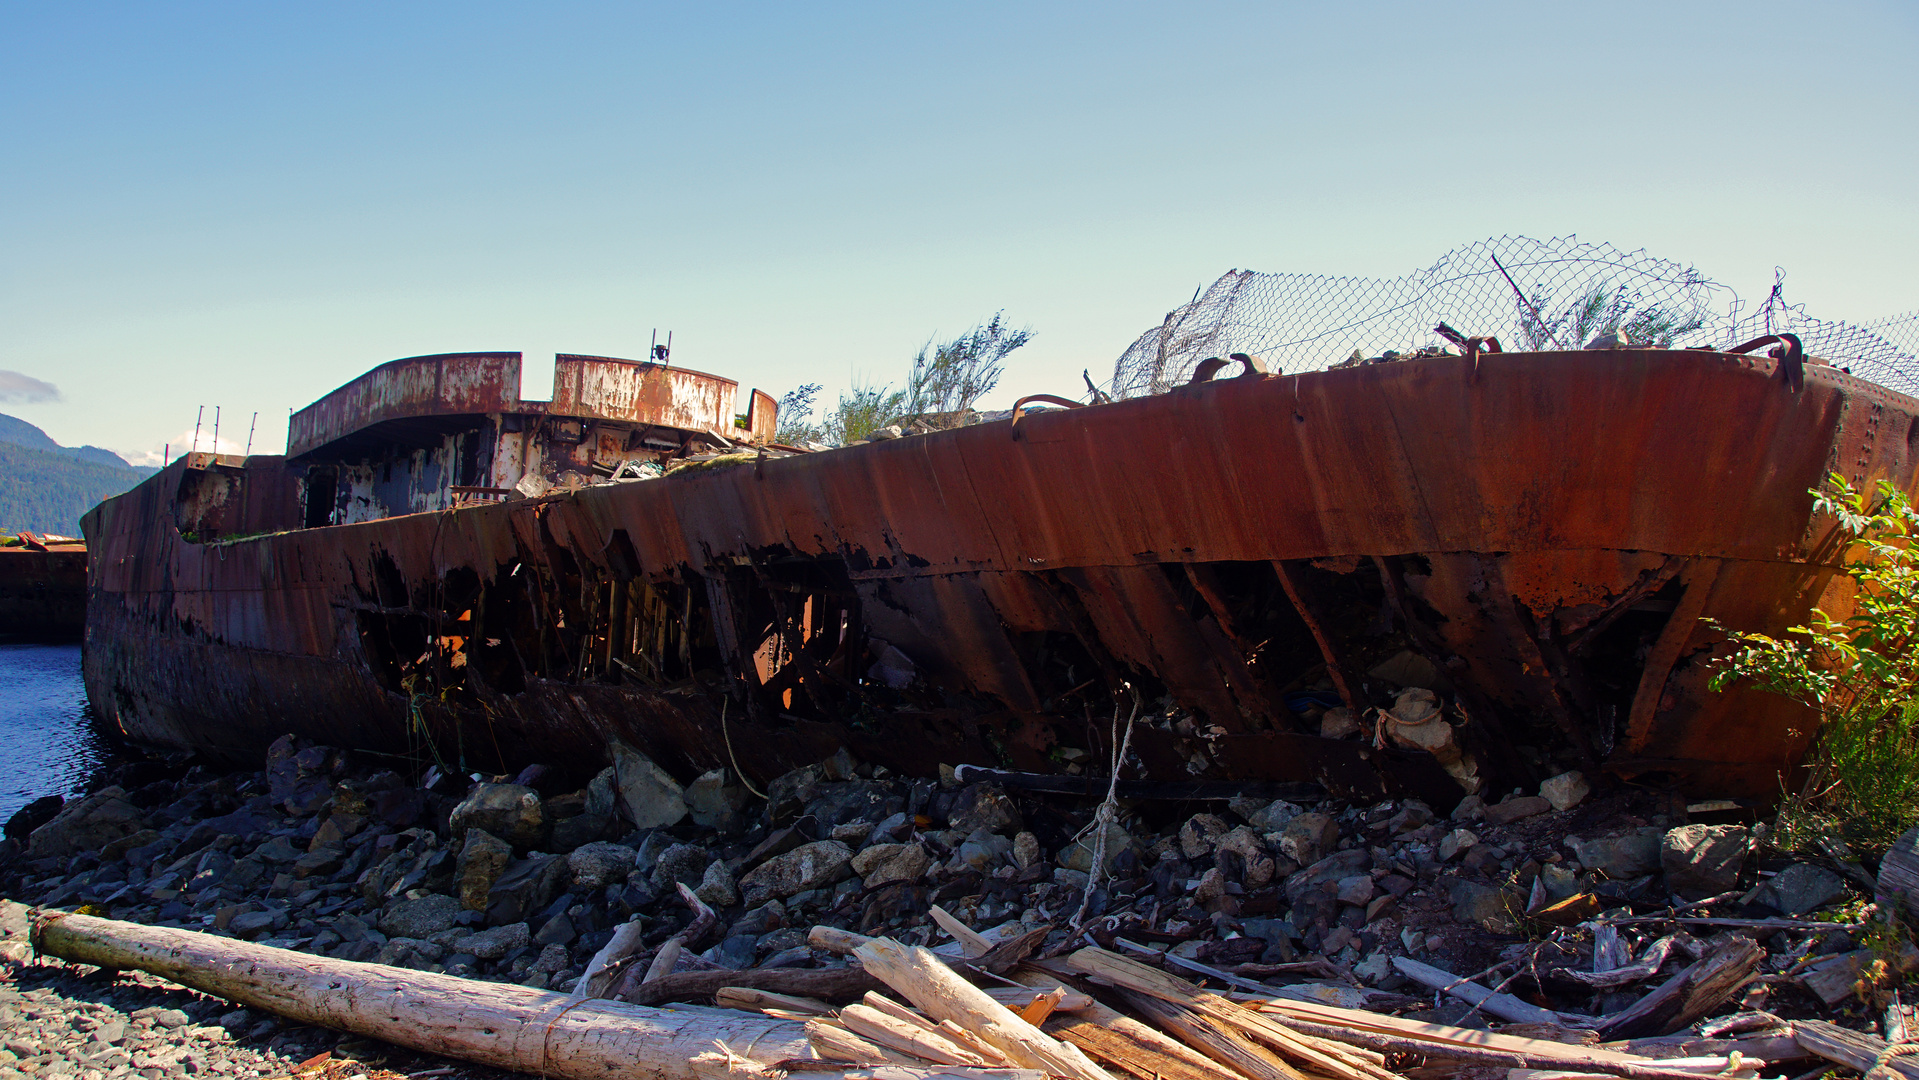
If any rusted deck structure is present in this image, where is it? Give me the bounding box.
[81,347,1919,803]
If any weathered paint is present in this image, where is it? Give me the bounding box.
[82,350,1919,802]
[549,355,738,437]
[288,353,522,460]
[285,352,777,529]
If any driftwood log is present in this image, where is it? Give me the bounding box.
[32,911,810,1080]
[622,965,884,1007]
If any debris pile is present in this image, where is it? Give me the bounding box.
[4,734,1917,1079]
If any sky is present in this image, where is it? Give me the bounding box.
[2,2,1915,463]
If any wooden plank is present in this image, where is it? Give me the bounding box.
[1256,998,1680,1068]
[1067,946,1392,1080]
[1794,1019,1919,1080]
[929,906,994,957]
[853,937,1109,1080]
[715,987,832,1015]
[1392,956,1563,1025]
[1011,968,1231,1079]
[1045,1015,1227,1080]
[839,1003,992,1067]
[1123,990,1307,1080]
[622,964,882,1006]
[1878,826,1919,921]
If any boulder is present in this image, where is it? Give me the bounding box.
[566,842,637,889]
[649,843,710,891]
[1216,826,1277,889]
[738,840,854,906]
[382,894,462,939]
[228,909,288,940]
[186,850,234,894]
[1058,820,1134,874]
[1539,770,1591,811]
[545,813,610,854]
[1661,824,1749,900]
[4,794,63,843]
[1483,796,1550,826]
[694,861,739,908]
[1012,832,1043,871]
[1437,828,1477,862]
[1178,814,1230,859]
[1450,880,1524,934]
[448,783,547,852]
[1387,802,1433,835]
[484,853,566,927]
[948,784,1022,835]
[956,831,1012,870]
[1277,812,1338,866]
[1755,863,1847,915]
[685,769,750,833]
[1336,874,1375,907]
[1286,849,1372,900]
[763,765,824,824]
[804,781,896,828]
[253,835,305,863]
[28,787,146,857]
[291,847,343,879]
[610,740,686,829]
[1194,868,1227,907]
[1567,828,1662,879]
[100,828,161,863]
[852,843,931,887]
[583,767,619,819]
[461,921,531,960]
[456,828,514,911]
[1240,800,1304,834]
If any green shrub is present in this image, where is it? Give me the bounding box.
[1710,473,1919,853]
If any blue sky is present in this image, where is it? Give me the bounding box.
[2,2,1914,461]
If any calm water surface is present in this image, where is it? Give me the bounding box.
[0,644,117,822]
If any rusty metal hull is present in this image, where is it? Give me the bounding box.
[81,351,1919,801]
[1,546,87,641]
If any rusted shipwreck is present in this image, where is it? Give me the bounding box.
[80,345,1919,804]
[2,533,88,641]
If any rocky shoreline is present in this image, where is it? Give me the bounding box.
[1,733,1908,1077]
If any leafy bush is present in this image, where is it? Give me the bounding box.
[901,312,1031,427]
[775,383,825,446]
[823,379,907,447]
[1710,473,1919,852]
[782,312,1032,447]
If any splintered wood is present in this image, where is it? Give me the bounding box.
[35,894,1839,1080]
[715,935,1805,1080]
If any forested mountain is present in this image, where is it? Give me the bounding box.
[0,414,155,536]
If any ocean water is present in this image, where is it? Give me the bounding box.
[0,643,116,823]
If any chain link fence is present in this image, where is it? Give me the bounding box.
[1109,235,1919,399]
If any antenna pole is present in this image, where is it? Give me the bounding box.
[246,412,258,456]
[212,406,220,453]
[191,407,204,454]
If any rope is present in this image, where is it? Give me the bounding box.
[537,997,596,1080]
[1867,1042,1919,1080]
[721,697,767,800]
[1070,686,1141,931]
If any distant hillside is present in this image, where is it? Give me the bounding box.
[0,413,143,472]
[0,414,155,536]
